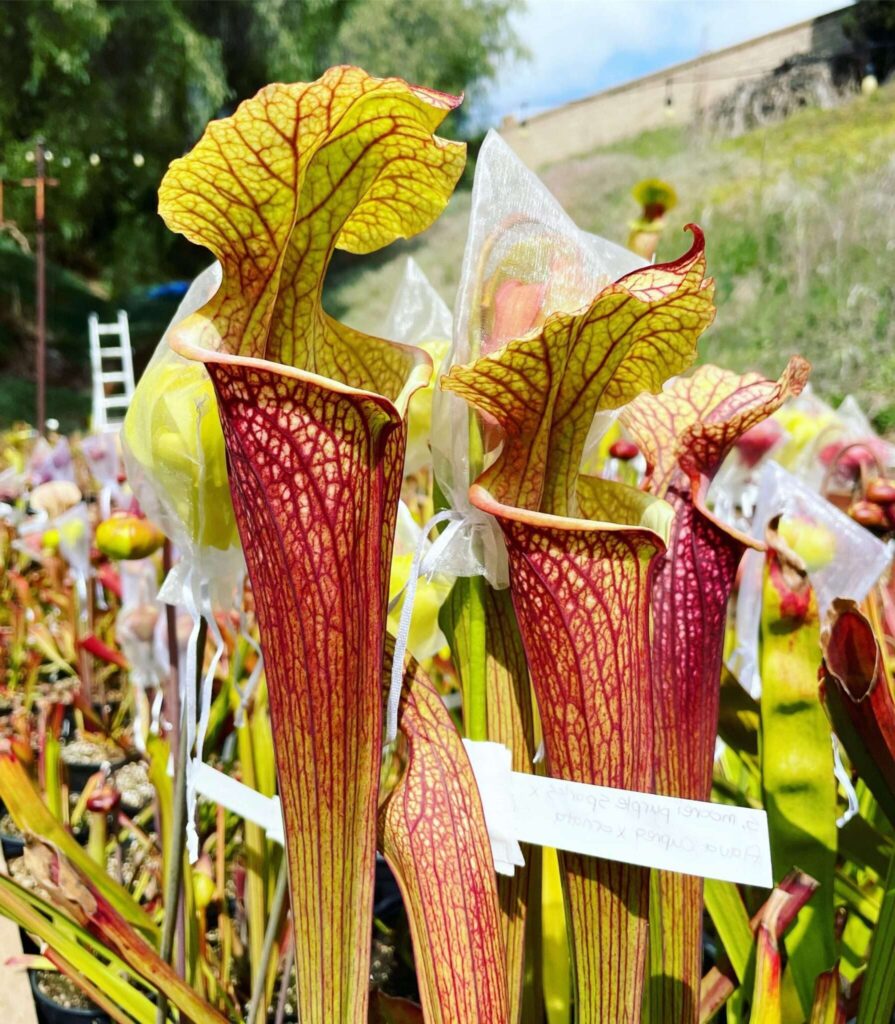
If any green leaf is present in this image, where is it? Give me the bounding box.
[0,874,156,1024]
[838,814,894,877]
[440,575,489,743]
[0,746,154,937]
[718,667,760,757]
[760,535,837,1015]
[858,852,895,1023]
[24,841,227,1023]
[704,880,753,983]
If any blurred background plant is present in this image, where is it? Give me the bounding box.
[0,441,294,1021]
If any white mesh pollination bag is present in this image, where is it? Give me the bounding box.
[122,263,250,861]
[730,460,892,698]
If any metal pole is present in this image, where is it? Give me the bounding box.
[35,138,46,435]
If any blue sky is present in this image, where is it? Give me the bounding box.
[481,0,851,123]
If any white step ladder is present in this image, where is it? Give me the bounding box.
[88,310,136,431]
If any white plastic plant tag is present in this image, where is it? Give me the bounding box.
[509,774,772,887]
[465,741,772,887]
[193,762,284,846]
[462,739,526,876]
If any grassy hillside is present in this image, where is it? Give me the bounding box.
[328,83,895,430]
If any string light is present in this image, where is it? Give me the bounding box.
[132,152,145,167]
[89,153,101,167]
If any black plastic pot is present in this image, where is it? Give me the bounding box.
[119,801,156,835]
[64,756,127,796]
[29,971,110,1024]
[0,800,24,860]
[90,692,126,722]
[0,829,24,859]
[116,780,155,821]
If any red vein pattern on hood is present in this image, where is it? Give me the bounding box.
[210,363,405,1023]
[380,643,508,1024]
[443,230,715,1021]
[494,505,667,1023]
[157,67,466,1023]
[620,357,809,1023]
[439,580,538,1023]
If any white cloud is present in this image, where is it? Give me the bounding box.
[482,0,851,123]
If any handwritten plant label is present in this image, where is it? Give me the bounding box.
[465,741,772,887]
[193,741,771,888]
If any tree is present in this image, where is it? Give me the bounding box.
[0,0,524,404]
[842,0,895,83]
[0,0,232,291]
[0,0,523,295]
[328,0,526,128]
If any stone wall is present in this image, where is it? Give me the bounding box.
[500,8,850,168]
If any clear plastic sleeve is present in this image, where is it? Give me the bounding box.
[27,436,75,486]
[81,432,125,519]
[730,460,892,696]
[381,258,453,476]
[431,130,645,586]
